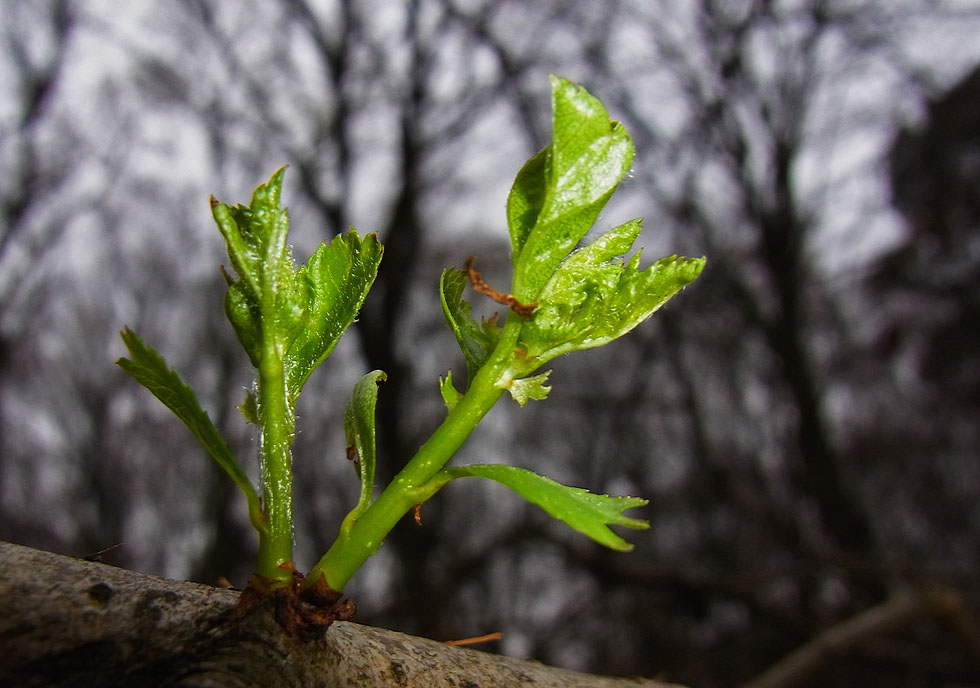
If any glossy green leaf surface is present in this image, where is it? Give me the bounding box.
[432,464,649,551]
[491,77,704,391]
[518,220,706,365]
[212,166,295,369]
[212,167,382,407]
[507,76,634,303]
[288,232,383,403]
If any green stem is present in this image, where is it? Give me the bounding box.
[308,314,525,591]
[255,347,295,586]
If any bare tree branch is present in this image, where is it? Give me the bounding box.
[741,588,980,688]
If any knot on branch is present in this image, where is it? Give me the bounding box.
[234,563,356,640]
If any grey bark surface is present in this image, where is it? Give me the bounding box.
[0,541,681,687]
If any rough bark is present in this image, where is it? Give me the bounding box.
[0,541,680,688]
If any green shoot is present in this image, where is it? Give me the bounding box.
[306,76,704,591]
[119,167,382,589]
[118,76,704,631]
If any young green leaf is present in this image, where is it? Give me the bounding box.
[502,370,552,406]
[440,267,501,383]
[116,327,265,532]
[342,370,386,531]
[287,231,383,404]
[212,166,299,370]
[212,168,382,407]
[237,386,259,425]
[508,76,635,303]
[427,464,649,551]
[439,370,461,412]
[518,220,706,365]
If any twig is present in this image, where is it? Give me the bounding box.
[741,588,980,688]
[445,632,503,647]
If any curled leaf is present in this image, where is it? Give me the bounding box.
[212,166,298,369]
[342,370,386,531]
[439,371,461,412]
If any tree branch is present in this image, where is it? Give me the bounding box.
[0,541,681,688]
[741,587,980,688]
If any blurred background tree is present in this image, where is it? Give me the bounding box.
[2,1,979,686]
